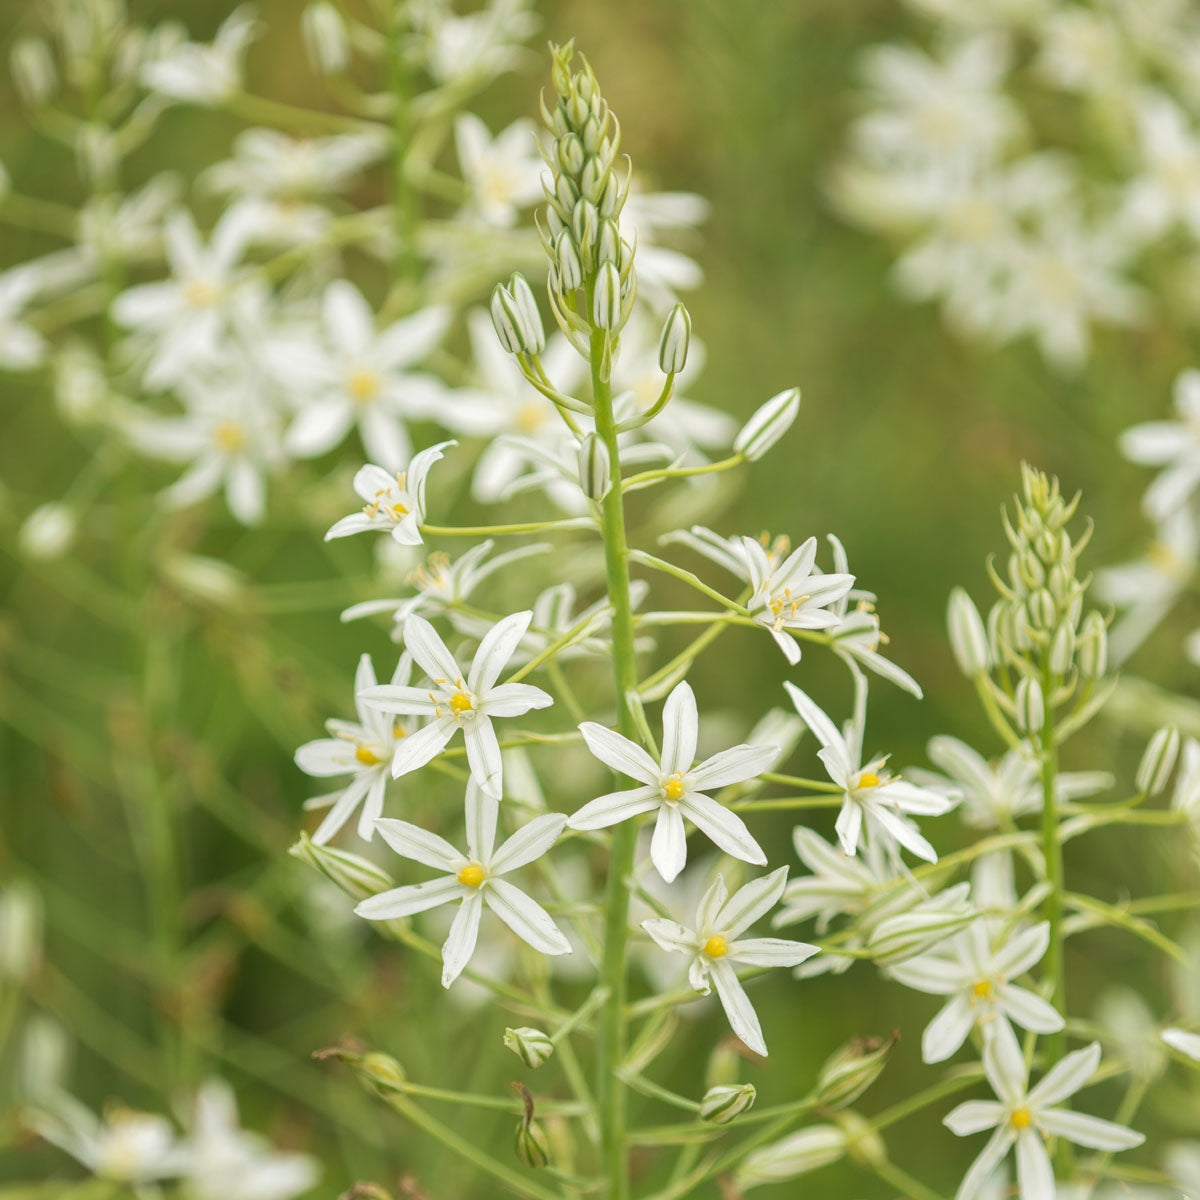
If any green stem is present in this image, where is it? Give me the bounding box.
[591,327,642,1200]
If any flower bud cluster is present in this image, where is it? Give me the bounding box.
[538,42,636,360]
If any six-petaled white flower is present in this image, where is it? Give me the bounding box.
[568,681,776,882]
[888,920,1064,1063]
[785,682,954,862]
[359,611,552,799]
[742,536,855,665]
[355,784,570,987]
[295,653,415,844]
[641,867,818,1056]
[324,441,454,544]
[944,1023,1144,1200]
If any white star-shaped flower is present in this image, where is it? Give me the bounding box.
[944,1024,1144,1200]
[359,611,552,799]
[888,920,1064,1063]
[295,653,414,844]
[641,867,818,1056]
[355,784,570,987]
[785,682,954,862]
[567,680,776,883]
[324,441,454,545]
[742,536,855,665]
[1119,369,1200,522]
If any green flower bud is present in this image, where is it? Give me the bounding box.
[508,273,546,355]
[18,504,77,562]
[592,261,621,330]
[581,156,607,203]
[359,1052,406,1092]
[658,304,691,375]
[1015,676,1045,735]
[1048,621,1075,675]
[11,38,57,108]
[596,217,621,266]
[948,588,991,676]
[513,1082,549,1167]
[734,387,800,462]
[490,285,524,354]
[1137,726,1180,797]
[572,198,598,253]
[504,1027,555,1069]
[700,1083,756,1125]
[556,133,585,177]
[555,230,583,291]
[288,833,396,903]
[301,3,350,75]
[1077,611,1108,678]
[577,432,611,501]
[598,171,623,218]
[0,881,42,982]
[815,1033,897,1110]
[1028,587,1056,630]
[734,1125,847,1190]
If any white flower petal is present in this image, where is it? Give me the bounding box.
[660,681,699,776]
[374,817,463,872]
[713,866,790,938]
[954,1127,1015,1200]
[784,682,849,763]
[1036,1108,1144,1151]
[992,921,1051,980]
[311,775,373,845]
[688,743,779,791]
[995,984,1064,1035]
[485,878,571,955]
[922,993,976,1064]
[483,682,554,716]
[464,717,504,799]
[490,813,568,875]
[1027,1041,1100,1109]
[709,959,767,1056]
[390,718,455,780]
[1015,1128,1054,1200]
[578,722,660,785]
[835,798,863,856]
[728,937,818,968]
[468,610,533,694]
[650,804,688,883]
[355,876,462,920]
[641,918,696,956]
[441,891,483,987]
[295,738,359,777]
[356,773,388,841]
[464,782,498,863]
[679,792,767,868]
[402,614,464,686]
[567,786,661,829]
[944,1100,1005,1137]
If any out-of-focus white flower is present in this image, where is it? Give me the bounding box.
[281,283,450,468]
[360,611,552,799]
[1035,8,1129,96]
[0,880,42,980]
[909,736,1111,829]
[455,115,543,227]
[853,36,1022,168]
[785,682,954,862]
[1170,737,1200,828]
[1122,91,1200,241]
[742,536,855,665]
[0,268,47,370]
[30,1098,181,1185]
[1120,369,1200,521]
[356,783,570,987]
[642,867,817,1056]
[1096,506,1197,663]
[944,1025,1144,1199]
[123,369,284,525]
[568,680,776,883]
[412,0,538,86]
[181,1079,318,1200]
[18,503,76,561]
[773,826,888,932]
[112,207,255,386]
[324,441,453,543]
[888,920,1063,1063]
[619,183,709,309]
[141,6,258,105]
[296,654,416,844]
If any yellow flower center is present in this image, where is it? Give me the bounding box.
[348,368,380,403]
[184,279,218,307]
[972,979,994,1001]
[1011,1106,1033,1130]
[213,421,246,452]
[663,775,686,801]
[450,691,474,715]
[516,401,545,433]
[857,771,880,789]
[355,745,383,766]
[703,935,728,959]
[457,863,486,888]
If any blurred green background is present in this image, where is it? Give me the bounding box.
[1,1,1195,1196]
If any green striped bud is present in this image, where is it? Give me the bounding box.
[555,231,583,291]
[700,1083,756,1125]
[1048,621,1075,675]
[658,304,691,375]
[289,834,395,904]
[1077,610,1107,678]
[735,387,800,461]
[556,132,585,176]
[734,1126,847,1190]
[947,588,990,676]
[1136,726,1180,796]
[577,433,611,501]
[815,1033,896,1110]
[302,3,350,75]
[1015,676,1044,735]
[508,273,546,355]
[504,1027,554,1069]
[592,261,621,330]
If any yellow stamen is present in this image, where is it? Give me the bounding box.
[355,745,383,766]
[516,401,545,433]
[184,279,217,307]
[703,935,728,959]
[457,863,486,888]
[972,979,994,1001]
[213,421,246,452]
[450,691,473,715]
[347,368,380,403]
[857,771,880,789]
[1011,1106,1033,1130]
[663,775,685,801]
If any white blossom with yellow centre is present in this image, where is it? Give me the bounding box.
[1119,368,1200,523]
[887,919,1063,1063]
[454,114,543,228]
[786,682,954,862]
[945,1023,1143,1200]
[360,611,552,800]
[641,868,818,1056]
[356,783,570,987]
[568,680,777,883]
[294,652,416,844]
[324,441,454,546]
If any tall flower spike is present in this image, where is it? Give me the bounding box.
[355,784,570,987]
[567,680,777,882]
[641,868,818,1056]
[358,612,552,799]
